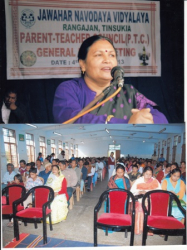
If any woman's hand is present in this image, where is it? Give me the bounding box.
[128,108,154,124]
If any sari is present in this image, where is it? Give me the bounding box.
[130,177,161,234]
[45,173,68,224]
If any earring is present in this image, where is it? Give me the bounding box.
[81,69,85,75]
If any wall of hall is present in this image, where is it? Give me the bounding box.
[78,140,153,159]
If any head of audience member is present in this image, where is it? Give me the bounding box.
[91,158,95,164]
[180,161,186,173]
[26,163,31,174]
[156,163,162,172]
[60,150,65,156]
[29,168,37,181]
[59,161,66,171]
[163,160,168,168]
[71,160,77,169]
[170,163,178,172]
[36,159,42,169]
[65,160,69,168]
[132,160,137,166]
[78,159,84,168]
[30,162,35,168]
[14,174,23,184]
[4,88,18,109]
[165,163,171,174]
[132,164,139,174]
[143,166,153,182]
[147,161,152,167]
[84,161,89,168]
[7,163,14,173]
[52,159,59,166]
[38,152,43,158]
[20,160,26,169]
[45,163,52,173]
[160,154,163,158]
[52,165,60,176]
[116,164,125,179]
[170,168,181,182]
[51,153,55,157]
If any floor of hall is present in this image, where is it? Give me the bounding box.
[2,173,184,248]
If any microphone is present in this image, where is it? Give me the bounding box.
[111,66,125,87]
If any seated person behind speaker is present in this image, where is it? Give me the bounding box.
[128,164,141,186]
[0,88,28,123]
[53,35,168,124]
[108,164,130,190]
[2,163,17,189]
[71,159,81,186]
[59,160,78,200]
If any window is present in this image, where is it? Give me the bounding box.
[26,133,35,162]
[174,135,178,146]
[39,136,46,158]
[167,138,170,147]
[3,128,18,167]
[51,139,56,154]
[58,140,63,154]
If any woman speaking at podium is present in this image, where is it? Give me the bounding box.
[53,35,167,124]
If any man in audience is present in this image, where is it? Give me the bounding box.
[19,160,27,175]
[58,150,65,161]
[158,154,165,162]
[86,159,95,191]
[59,160,78,200]
[50,153,55,163]
[38,163,52,184]
[80,161,88,195]
[108,152,115,180]
[0,88,28,123]
[2,163,16,188]
[71,160,81,185]
[52,158,59,166]
[96,158,104,179]
[36,159,45,174]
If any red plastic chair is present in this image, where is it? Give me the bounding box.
[94,188,135,246]
[13,186,54,244]
[142,190,186,245]
[2,185,26,223]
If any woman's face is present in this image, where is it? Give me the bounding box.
[14,177,20,184]
[116,168,125,178]
[170,172,180,182]
[52,166,59,176]
[79,39,117,84]
[132,167,138,173]
[143,170,152,181]
[26,165,31,171]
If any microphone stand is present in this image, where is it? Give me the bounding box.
[63,78,124,124]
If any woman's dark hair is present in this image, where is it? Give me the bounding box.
[171,168,181,176]
[173,162,179,168]
[29,168,37,174]
[52,165,59,170]
[84,161,89,166]
[143,166,153,175]
[30,162,35,168]
[116,164,125,172]
[156,163,162,168]
[78,35,116,61]
[14,174,23,183]
[166,163,171,168]
[132,164,138,169]
[20,160,26,165]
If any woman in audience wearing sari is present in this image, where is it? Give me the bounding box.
[45,165,69,224]
[162,168,186,224]
[108,164,130,190]
[130,166,161,235]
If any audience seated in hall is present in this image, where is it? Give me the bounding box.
[71,159,82,186]
[52,158,60,166]
[85,159,95,191]
[156,163,171,183]
[95,158,104,180]
[128,165,141,186]
[80,161,88,195]
[180,161,186,182]
[22,163,31,182]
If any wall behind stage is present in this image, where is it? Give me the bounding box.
[0,0,184,123]
[78,140,154,158]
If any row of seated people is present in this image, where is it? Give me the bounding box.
[108,162,186,235]
[2,157,107,226]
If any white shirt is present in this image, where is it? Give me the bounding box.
[1,102,11,124]
[96,162,104,171]
[88,167,95,176]
[58,154,65,161]
[2,171,16,184]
